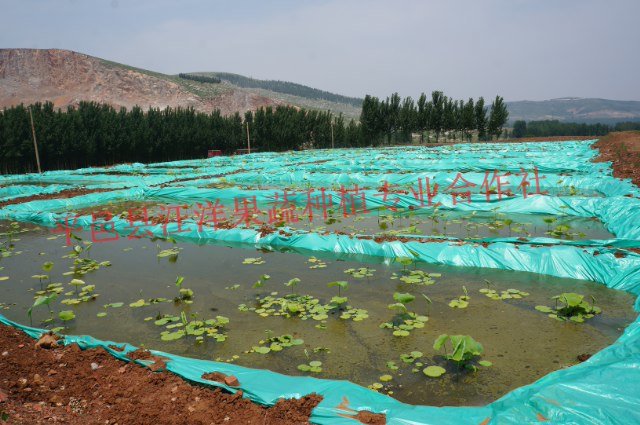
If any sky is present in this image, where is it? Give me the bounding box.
[1,0,639,101]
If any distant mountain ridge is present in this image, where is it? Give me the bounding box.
[1,49,639,124]
[506,98,640,124]
[200,72,363,107]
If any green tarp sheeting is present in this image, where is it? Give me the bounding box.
[1,139,640,424]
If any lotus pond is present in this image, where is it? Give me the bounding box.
[0,220,635,406]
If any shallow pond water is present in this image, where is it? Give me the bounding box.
[0,221,635,407]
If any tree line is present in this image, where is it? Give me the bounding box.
[0,102,366,173]
[360,91,509,144]
[0,91,506,174]
[178,73,222,84]
[512,120,640,138]
[213,73,363,107]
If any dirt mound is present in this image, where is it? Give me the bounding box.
[594,131,640,187]
[0,324,322,424]
[0,49,280,116]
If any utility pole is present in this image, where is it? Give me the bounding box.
[28,106,42,174]
[330,120,335,149]
[246,121,251,154]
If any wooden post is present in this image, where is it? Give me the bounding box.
[28,106,42,174]
[331,120,335,149]
[246,121,251,154]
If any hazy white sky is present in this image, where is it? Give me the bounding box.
[1,0,638,101]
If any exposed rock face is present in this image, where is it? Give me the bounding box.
[0,48,280,115]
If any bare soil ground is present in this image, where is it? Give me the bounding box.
[0,325,324,424]
[593,131,640,187]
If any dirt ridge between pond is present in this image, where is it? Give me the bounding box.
[0,325,325,424]
[0,188,115,209]
[593,131,640,188]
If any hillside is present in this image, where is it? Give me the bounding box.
[506,98,640,124]
[0,48,361,118]
[2,49,640,124]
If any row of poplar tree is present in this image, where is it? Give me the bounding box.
[0,91,508,173]
[360,92,509,144]
[0,102,360,173]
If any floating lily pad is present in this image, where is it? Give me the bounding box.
[535,305,552,313]
[58,310,76,321]
[423,365,446,378]
[243,257,265,265]
[129,299,146,308]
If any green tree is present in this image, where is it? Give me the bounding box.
[430,91,445,142]
[461,98,475,142]
[475,97,488,141]
[488,95,509,140]
[512,120,527,138]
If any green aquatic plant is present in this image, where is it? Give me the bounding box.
[543,217,557,231]
[397,257,414,271]
[155,313,229,342]
[27,293,58,325]
[62,235,111,276]
[250,334,304,354]
[433,334,490,371]
[174,276,194,303]
[33,282,64,300]
[388,292,415,313]
[399,350,423,364]
[479,285,529,301]
[252,274,271,289]
[157,247,180,261]
[243,257,265,265]
[240,292,367,322]
[69,278,84,295]
[61,279,98,306]
[0,222,25,259]
[382,292,428,337]
[421,293,433,316]
[393,269,440,285]
[327,281,349,306]
[284,277,301,294]
[31,274,49,291]
[307,257,327,269]
[297,360,323,373]
[58,310,76,322]
[498,218,514,236]
[42,261,54,273]
[423,365,447,378]
[344,267,375,279]
[535,292,601,322]
[386,360,399,371]
[448,286,470,308]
